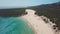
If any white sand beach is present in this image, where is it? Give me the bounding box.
[21,9,55,34]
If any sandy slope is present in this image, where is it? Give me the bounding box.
[21,9,55,34]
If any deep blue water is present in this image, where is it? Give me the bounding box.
[0,17,35,34]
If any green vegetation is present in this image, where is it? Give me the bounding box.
[0,8,26,17]
[31,2,60,30]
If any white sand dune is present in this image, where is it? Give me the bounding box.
[21,9,55,34]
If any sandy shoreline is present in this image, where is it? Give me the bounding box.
[21,16,36,33]
[20,9,55,34]
[21,16,55,34]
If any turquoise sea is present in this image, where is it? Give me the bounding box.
[0,17,35,34]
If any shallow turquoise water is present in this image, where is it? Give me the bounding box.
[0,17,35,34]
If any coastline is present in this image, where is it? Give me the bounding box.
[20,9,55,34]
[20,16,36,34]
